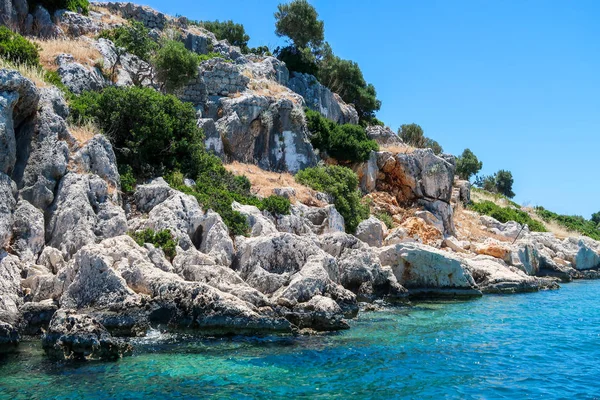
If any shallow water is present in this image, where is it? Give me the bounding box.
[2,280,600,399]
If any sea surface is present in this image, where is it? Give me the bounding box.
[2,280,600,399]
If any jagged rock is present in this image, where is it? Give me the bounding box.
[98,2,167,30]
[232,202,278,237]
[353,151,378,193]
[0,0,28,30]
[57,54,107,95]
[285,295,349,331]
[473,238,512,262]
[287,72,359,124]
[366,125,403,147]
[444,236,469,254]
[277,204,345,236]
[453,179,471,205]
[13,88,70,210]
[56,10,102,36]
[317,232,365,259]
[19,299,58,335]
[273,187,296,200]
[0,321,19,353]
[21,264,65,302]
[197,211,234,267]
[61,244,141,310]
[355,216,388,247]
[198,118,224,158]
[42,309,132,361]
[96,38,155,87]
[183,29,214,56]
[337,247,408,302]
[383,227,411,246]
[0,251,23,325]
[11,199,45,262]
[480,216,529,240]
[574,238,600,270]
[46,173,128,259]
[466,256,558,294]
[32,5,64,38]
[72,134,121,190]
[133,177,173,213]
[0,70,40,175]
[37,246,65,274]
[244,57,289,86]
[377,243,482,298]
[217,92,317,173]
[0,173,17,250]
[419,199,456,235]
[364,191,403,216]
[213,40,247,64]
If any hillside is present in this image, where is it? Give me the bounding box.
[0,0,599,361]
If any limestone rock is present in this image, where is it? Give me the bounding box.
[56,54,107,94]
[355,216,388,247]
[11,199,45,262]
[32,6,64,38]
[377,243,482,298]
[96,38,155,87]
[133,177,173,213]
[19,299,58,335]
[72,134,121,190]
[232,202,278,237]
[0,251,23,325]
[46,173,128,259]
[198,211,234,267]
[55,10,102,37]
[0,321,19,352]
[0,173,17,250]
[42,309,133,361]
[285,295,349,331]
[287,72,359,125]
[198,118,224,158]
[366,125,403,147]
[473,238,512,262]
[277,204,345,236]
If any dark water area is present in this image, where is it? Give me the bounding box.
[2,280,600,399]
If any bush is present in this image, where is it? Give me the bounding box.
[99,21,157,61]
[131,229,177,260]
[275,45,319,76]
[70,86,203,179]
[0,26,40,66]
[296,165,369,233]
[200,20,250,53]
[248,46,272,57]
[536,207,600,241]
[166,153,291,237]
[29,0,89,14]
[305,109,378,163]
[376,212,394,229]
[152,40,199,93]
[198,52,228,63]
[469,200,546,232]
[474,170,515,199]
[119,165,136,194]
[456,148,483,181]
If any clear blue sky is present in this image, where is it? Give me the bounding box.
[140,0,599,218]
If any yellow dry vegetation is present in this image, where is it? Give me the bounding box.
[68,121,99,146]
[224,161,327,207]
[0,58,48,87]
[453,203,513,243]
[32,38,102,71]
[89,5,129,25]
[380,143,415,154]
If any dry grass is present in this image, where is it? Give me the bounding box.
[453,203,513,243]
[380,143,415,154]
[225,161,326,207]
[0,59,48,87]
[470,189,514,208]
[522,207,573,239]
[32,38,102,71]
[68,120,99,146]
[89,4,129,25]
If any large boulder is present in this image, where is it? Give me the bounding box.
[72,134,121,190]
[216,92,317,173]
[287,72,359,125]
[56,54,107,95]
[355,216,388,247]
[96,38,155,87]
[42,309,133,361]
[276,203,345,236]
[46,173,127,259]
[11,199,45,262]
[366,125,403,147]
[377,243,482,298]
[0,252,23,326]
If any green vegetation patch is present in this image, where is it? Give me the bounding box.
[0,26,41,66]
[469,200,546,232]
[296,165,369,233]
[305,109,378,163]
[29,0,89,14]
[535,207,600,241]
[131,229,177,260]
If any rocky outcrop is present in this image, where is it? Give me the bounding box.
[287,72,359,125]
[366,125,403,147]
[355,216,388,247]
[56,54,107,95]
[96,38,155,88]
[276,203,345,236]
[377,243,482,298]
[42,309,133,360]
[98,2,168,30]
[55,10,103,37]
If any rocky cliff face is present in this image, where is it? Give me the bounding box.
[2,2,600,360]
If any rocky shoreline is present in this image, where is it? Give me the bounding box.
[1,1,599,361]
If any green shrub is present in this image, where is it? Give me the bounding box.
[99,21,158,61]
[0,26,40,66]
[469,200,546,233]
[132,229,177,260]
[69,86,203,179]
[474,170,516,199]
[248,46,272,57]
[119,165,136,194]
[456,148,483,181]
[29,0,89,14]
[275,45,319,76]
[152,40,199,93]
[305,109,378,163]
[296,165,369,233]
[535,207,600,241]
[166,153,291,237]
[197,52,228,63]
[398,123,443,154]
[376,212,394,229]
[198,20,250,53]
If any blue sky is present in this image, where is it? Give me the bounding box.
[142,0,599,218]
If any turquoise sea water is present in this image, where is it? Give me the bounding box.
[2,280,600,399]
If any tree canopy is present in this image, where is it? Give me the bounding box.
[456,148,483,181]
[201,20,250,53]
[398,123,443,154]
[275,0,324,50]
